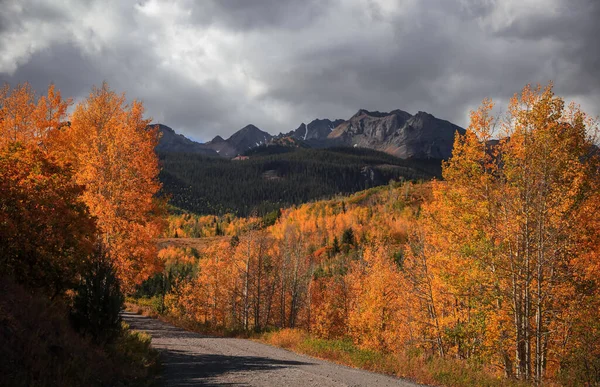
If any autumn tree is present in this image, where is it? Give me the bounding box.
[0,83,95,298]
[347,242,407,352]
[403,226,449,359]
[0,144,96,296]
[174,240,232,326]
[0,83,70,150]
[229,231,275,330]
[53,83,165,291]
[424,83,600,382]
[310,271,350,339]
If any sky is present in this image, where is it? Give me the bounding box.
[1,0,599,142]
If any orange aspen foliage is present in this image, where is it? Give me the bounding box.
[34,84,72,147]
[162,182,429,338]
[53,82,165,291]
[310,274,350,339]
[163,213,260,238]
[0,83,37,146]
[424,83,600,382]
[175,239,233,326]
[157,246,197,267]
[347,242,407,352]
[0,83,71,149]
[0,144,96,295]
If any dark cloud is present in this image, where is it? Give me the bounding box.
[1,0,598,140]
[188,0,331,31]
[0,44,97,100]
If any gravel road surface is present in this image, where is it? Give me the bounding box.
[122,311,421,387]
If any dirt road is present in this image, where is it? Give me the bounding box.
[122,311,421,387]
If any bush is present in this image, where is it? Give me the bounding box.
[108,322,160,385]
[263,328,307,349]
[0,278,160,386]
[558,333,600,386]
[71,252,124,344]
[0,277,113,386]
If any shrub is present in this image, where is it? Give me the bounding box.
[0,277,113,386]
[264,328,307,349]
[108,322,160,384]
[71,252,124,344]
[0,278,160,386]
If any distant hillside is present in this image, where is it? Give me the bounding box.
[153,123,272,158]
[159,147,440,216]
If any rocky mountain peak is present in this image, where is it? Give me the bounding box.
[289,118,345,143]
[329,109,465,159]
[152,124,218,156]
[209,135,225,143]
[234,124,264,136]
[351,109,391,119]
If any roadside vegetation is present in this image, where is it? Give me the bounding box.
[127,298,529,387]
[1,278,160,386]
[0,82,164,386]
[263,329,533,387]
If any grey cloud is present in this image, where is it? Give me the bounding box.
[188,0,331,31]
[249,0,600,127]
[0,0,598,141]
[0,43,99,102]
[0,0,64,31]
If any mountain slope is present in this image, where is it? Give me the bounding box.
[227,124,272,154]
[328,109,465,159]
[153,124,218,156]
[203,135,238,158]
[290,118,346,141]
[159,147,440,216]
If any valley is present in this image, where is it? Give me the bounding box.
[133,85,600,386]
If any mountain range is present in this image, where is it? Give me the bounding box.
[153,108,465,160]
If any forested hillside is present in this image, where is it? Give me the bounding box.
[159,146,441,216]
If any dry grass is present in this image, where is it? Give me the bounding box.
[262,328,307,349]
[260,329,532,387]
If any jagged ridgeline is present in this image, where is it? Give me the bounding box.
[158,147,441,216]
[154,108,465,215]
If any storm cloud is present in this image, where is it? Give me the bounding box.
[1,0,598,141]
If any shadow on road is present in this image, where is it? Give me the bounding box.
[122,311,315,386]
[164,350,313,386]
